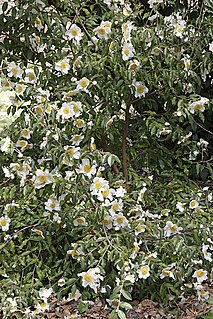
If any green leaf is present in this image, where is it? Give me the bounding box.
[77,302,89,313]
[121,289,132,301]
[120,302,132,309]
[2,2,8,12]
[117,309,126,319]
[109,310,117,319]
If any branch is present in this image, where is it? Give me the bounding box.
[69,0,96,45]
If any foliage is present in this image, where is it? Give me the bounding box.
[0,0,212,318]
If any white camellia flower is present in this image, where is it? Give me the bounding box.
[122,42,135,61]
[70,101,82,117]
[90,177,109,196]
[58,278,66,287]
[189,199,199,209]
[67,289,81,301]
[94,21,111,39]
[65,23,83,43]
[64,145,81,160]
[1,137,11,153]
[34,169,53,189]
[7,62,23,78]
[57,103,73,120]
[195,284,210,301]
[34,16,43,31]
[160,268,175,279]
[0,216,11,231]
[44,195,61,212]
[148,0,163,8]
[16,140,29,151]
[192,269,208,283]
[73,216,88,227]
[77,158,96,178]
[39,288,53,302]
[78,267,103,293]
[202,244,212,262]
[76,77,90,92]
[21,128,31,139]
[109,199,123,215]
[133,81,149,98]
[176,202,185,212]
[55,58,70,75]
[113,213,129,229]
[209,41,213,53]
[102,215,113,229]
[164,221,183,237]
[137,265,150,279]
[189,97,209,114]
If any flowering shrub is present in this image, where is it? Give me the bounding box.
[0,0,212,318]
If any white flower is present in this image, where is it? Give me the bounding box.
[137,187,147,202]
[57,103,73,120]
[0,216,11,231]
[70,101,82,117]
[160,209,170,217]
[7,62,23,78]
[135,223,146,236]
[164,221,183,237]
[65,23,83,43]
[202,245,212,262]
[159,128,172,136]
[160,268,175,279]
[133,81,149,98]
[34,169,53,189]
[189,97,209,114]
[35,301,49,313]
[183,55,190,72]
[15,83,26,94]
[16,140,29,151]
[122,42,135,61]
[113,213,129,229]
[34,17,43,31]
[195,284,210,301]
[39,288,53,302]
[67,289,81,301]
[90,177,109,196]
[77,158,96,178]
[137,265,150,279]
[189,200,199,209]
[94,21,111,39]
[74,118,86,129]
[73,217,88,227]
[58,278,66,287]
[21,128,31,139]
[102,215,113,229]
[1,137,11,153]
[44,195,61,212]
[78,267,103,293]
[55,58,70,75]
[115,186,126,198]
[76,77,90,92]
[192,269,208,283]
[71,134,84,145]
[109,199,123,215]
[174,21,186,37]
[176,202,185,212]
[64,146,81,160]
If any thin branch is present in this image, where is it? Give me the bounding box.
[192,118,213,136]
[69,0,96,45]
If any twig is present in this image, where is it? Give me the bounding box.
[69,0,96,45]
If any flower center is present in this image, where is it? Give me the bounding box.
[197,270,204,277]
[84,273,93,282]
[0,219,7,227]
[141,267,148,275]
[84,165,91,173]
